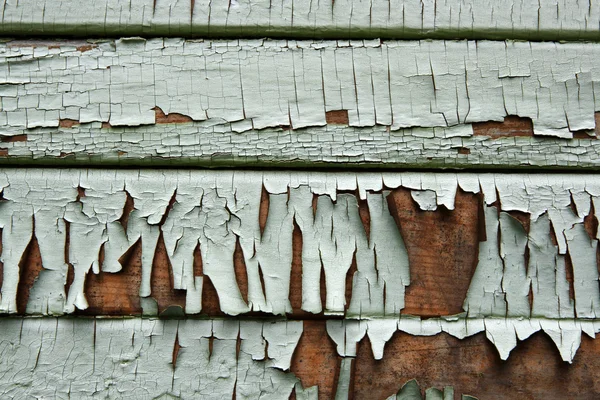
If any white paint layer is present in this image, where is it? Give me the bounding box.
[0,0,598,41]
[0,169,598,362]
[0,40,599,139]
[0,318,305,399]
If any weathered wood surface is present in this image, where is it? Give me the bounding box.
[1,39,600,169]
[3,112,600,170]
[15,177,480,318]
[1,317,600,399]
[1,39,597,137]
[2,1,600,399]
[0,0,598,41]
[2,168,600,372]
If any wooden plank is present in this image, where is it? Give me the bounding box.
[1,317,599,398]
[0,168,598,366]
[0,0,598,41]
[2,114,600,170]
[1,39,598,169]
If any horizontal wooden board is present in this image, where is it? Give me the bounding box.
[2,115,599,169]
[0,39,597,138]
[0,0,598,41]
[2,317,600,399]
[0,168,599,365]
[2,39,600,169]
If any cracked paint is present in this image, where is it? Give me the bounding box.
[0,40,599,139]
[0,169,599,364]
[2,118,600,170]
[0,0,598,41]
[0,317,310,399]
[2,1,598,398]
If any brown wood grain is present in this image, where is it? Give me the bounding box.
[291,320,341,400]
[79,240,143,315]
[291,321,600,399]
[472,116,534,138]
[10,187,487,317]
[388,188,480,317]
[352,329,600,400]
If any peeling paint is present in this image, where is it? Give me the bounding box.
[0,0,599,42]
[0,40,600,139]
[1,169,600,364]
[0,317,306,399]
[4,121,600,170]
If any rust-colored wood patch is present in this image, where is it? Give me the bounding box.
[291,320,340,400]
[472,116,534,138]
[80,241,143,315]
[154,106,194,124]
[1,134,27,142]
[326,110,349,125]
[352,330,600,399]
[387,188,480,317]
[59,119,80,128]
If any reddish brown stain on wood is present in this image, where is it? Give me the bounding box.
[387,188,480,317]
[326,110,349,125]
[352,330,600,399]
[345,252,358,313]
[76,44,95,52]
[1,134,27,142]
[291,320,340,400]
[80,241,142,315]
[59,119,80,128]
[472,116,534,138]
[201,273,224,316]
[154,106,193,124]
[584,207,598,240]
[233,237,249,305]
[16,235,43,314]
[259,186,269,235]
[289,221,304,313]
[151,234,187,314]
[172,333,181,368]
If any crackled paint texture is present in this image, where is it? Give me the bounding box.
[0,39,599,140]
[0,318,312,399]
[2,0,599,398]
[3,119,600,169]
[0,0,598,41]
[1,169,600,367]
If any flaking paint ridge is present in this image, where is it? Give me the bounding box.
[0,169,599,362]
[0,40,599,139]
[0,318,310,399]
[1,123,599,169]
[0,0,598,41]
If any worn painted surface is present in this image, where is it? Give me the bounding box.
[0,317,311,399]
[5,316,600,398]
[2,116,600,169]
[0,39,598,140]
[2,0,599,397]
[0,0,599,41]
[1,169,600,367]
